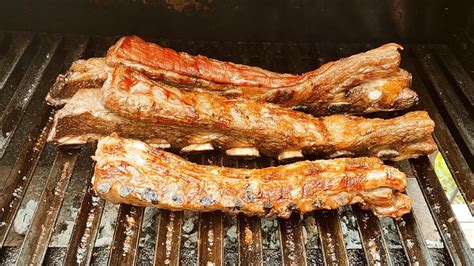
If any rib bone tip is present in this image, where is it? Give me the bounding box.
[226,147,260,157]
[278,150,303,161]
[368,89,382,101]
[181,143,214,153]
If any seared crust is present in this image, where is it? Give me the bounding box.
[106,36,418,115]
[92,135,412,219]
[95,67,436,160]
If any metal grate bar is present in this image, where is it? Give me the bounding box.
[16,147,80,265]
[108,204,145,265]
[314,210,350,266]
[433,45,474,106]
[65,186,105,266]
[409,156,473,264]
[0,32,33,90]
[154,210,183,266]
[197,153,224,265]
[0,108,54,247]
[403,53,474,214]
[235,158,264,265]
[395,212,433,265]
[198,212,224,265]
[392,161,434,265]
[238,215,263,266]
[64,146,105,266]
[0,34,62,157]
[278,214,307,265]
[352,206,392,265]
[413,46,473,155]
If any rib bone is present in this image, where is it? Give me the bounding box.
[181,143,214,153]
[226,147,260,157]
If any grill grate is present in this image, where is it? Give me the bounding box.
[0,31,472,265]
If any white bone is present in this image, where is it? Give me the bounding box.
[278,150,304,161]
[181,143,214,153]
[226,147,260,157]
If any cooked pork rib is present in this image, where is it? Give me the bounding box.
[49,68,435,160]
[47,39,417,115]
[92,135,412,219]
[101,67,436,160]
[46,58,111,106]
[106,36,418,115]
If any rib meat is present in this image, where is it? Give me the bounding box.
[92,135,412,219]
[46,58,111,106]
[101,67,436,160]
[46,39,417,116]
[50,68,435,161]
[106,36,418,115]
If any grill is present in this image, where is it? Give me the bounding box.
[0,30,472,265]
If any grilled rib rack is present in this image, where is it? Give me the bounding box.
[0,31,472,265]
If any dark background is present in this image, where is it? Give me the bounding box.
[0,0,472,42]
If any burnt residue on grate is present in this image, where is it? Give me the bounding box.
[0,31,473,265]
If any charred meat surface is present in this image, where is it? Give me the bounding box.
[92,135,412,219]
[98,66,436,160]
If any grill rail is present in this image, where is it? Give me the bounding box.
[0,31,472,265]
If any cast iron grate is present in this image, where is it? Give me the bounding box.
[0,31,472,265]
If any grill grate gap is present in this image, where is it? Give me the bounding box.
[136,207,159,265]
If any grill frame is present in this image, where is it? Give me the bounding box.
[0,31,472,265]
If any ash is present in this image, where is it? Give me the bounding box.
[95,201,119,247]
[340,207,362,249]
[0,247,19,265]
[44,247,66,264]
[137,247,155,265]
[263,249,282,265]
[380,218,402,248]
[181,211,199,249]
[13,200,37,235]
[302,215,319,248]
[139,208,159,250]
[180,211,199,264]
[90,246,110,265]
[306,248,324,265]
[136,208,159,264]
[223,215,238,265]
[180,248,197,265]
[261,217,280,250]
